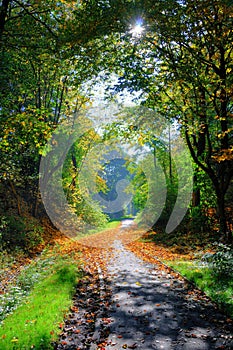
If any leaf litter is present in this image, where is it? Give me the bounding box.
[54,227,233,350]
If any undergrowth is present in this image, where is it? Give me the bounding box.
[0,248,56,323]
[0,249,82,350]
[87,219,121,234]
[144,229,233,318]
[0,215,44,253]
[166,258,233,318]
[146,228,216,252]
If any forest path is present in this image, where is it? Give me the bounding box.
[56,224,233,350]
[103,239,232,349]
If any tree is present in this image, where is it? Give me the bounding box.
[1,0,232,242]
[0,0,10,41]
[150,0,233,241]
[0,0,90,216]
[62,129,109,228]
[93,0,233,241]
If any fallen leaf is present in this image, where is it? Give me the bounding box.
[11,338,18,343]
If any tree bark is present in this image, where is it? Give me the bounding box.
[0,0,10,42]
[9,180,21,216]
[192,174,200,207]
[215,187,232,243]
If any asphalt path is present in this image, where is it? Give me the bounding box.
[104,239,233,349]
[56,223,233,350]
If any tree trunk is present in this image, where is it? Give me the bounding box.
[32,184,40,218]
[216,190,231,243]
[0,0,10,42]
[192,174,200,207]
[153,145,156,168]
[9,180,21,216]
[168,123,172,183]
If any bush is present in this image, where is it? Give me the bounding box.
[189,206,210,233]
[0,254,56,323]
[202,243,233,279]
[76,200,108,228]
[0,215,44,253]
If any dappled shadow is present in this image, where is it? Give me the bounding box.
[53,269,111,350]
[54,239,233,350]
[104,241,233,349]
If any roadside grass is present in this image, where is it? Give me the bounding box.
[136,229,233,319]
[0,255,81,350]
[87,219,121,234]
[166,259,233,318]
[0,247,63,323]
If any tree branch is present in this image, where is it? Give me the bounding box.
[14,0,58,39]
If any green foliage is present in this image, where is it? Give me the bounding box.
[202,244,233,279]
[1,0,233,242]
[0,0,98,219]
[128,162,148,214]
[189,207,211,234]
[0,253,56,323]
[157,180,178,226]
[96,0,233,239]
[0,216,44,253]
[61,131,109,228]
[195,169,217,209]
[0,261,79,350]
[76,200,108,228]
[167,259,233,318]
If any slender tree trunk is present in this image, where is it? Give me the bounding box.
[0,0,10,42]
[153,145,156,168]
[216,189,232,243]
[9,180,21,216]
[32,183,40,217]
[192,174,200,207]
[168,123,172,183]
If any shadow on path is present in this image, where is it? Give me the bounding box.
[55,234,233,350]
[104,240,233,350]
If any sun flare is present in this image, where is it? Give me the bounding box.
[130,22,144,37]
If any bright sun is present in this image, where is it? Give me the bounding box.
[130,22,144,37]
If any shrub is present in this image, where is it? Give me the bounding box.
[202,243,233,279]
[0,215,44,253]
[189,206,211,233]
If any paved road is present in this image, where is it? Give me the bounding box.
[103,240,233,350]
[55,227,233,350]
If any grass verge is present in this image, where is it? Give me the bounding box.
[87,219,121,234]
[166,259,233,318]
[0,260,81,350]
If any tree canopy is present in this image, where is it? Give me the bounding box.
[0,0,233,243]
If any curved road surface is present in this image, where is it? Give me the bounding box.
[56,223,233,350]
[104,240,232,349]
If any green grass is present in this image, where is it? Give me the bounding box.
[87,219,121,234]
[166,259,233,318]
[0,262,81,350]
